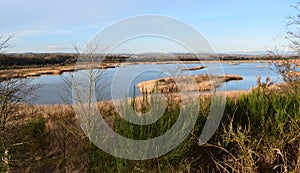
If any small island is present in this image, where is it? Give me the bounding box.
[137,74,243,94]
[181,65,206,71]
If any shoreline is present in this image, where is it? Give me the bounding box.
[1,59,299,79]
[31,90,250,108]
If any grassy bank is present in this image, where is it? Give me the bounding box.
[0,85,299,172]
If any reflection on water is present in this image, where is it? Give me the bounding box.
[30,62,282,104]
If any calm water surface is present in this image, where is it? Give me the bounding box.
[30,62,282,104]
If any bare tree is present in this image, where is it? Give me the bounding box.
[0,76,39,129]
[285,3,300,55]
[270,3,300,93]
[0,34,40,130]
[0,34,39,172]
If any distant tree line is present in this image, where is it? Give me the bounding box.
[0,53,78,69]
[0,53,298,69]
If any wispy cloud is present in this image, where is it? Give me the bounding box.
[15,29,70,39]
[47,44,64,50]
[47,43,70,51]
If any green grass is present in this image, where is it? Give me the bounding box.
[212,86,300,172]
[1,86,299,172]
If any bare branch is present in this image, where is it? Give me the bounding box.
[0,34,14,51]
[69,40,81,55]
[0,75,40,130]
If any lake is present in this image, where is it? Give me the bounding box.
[30,62,282,104]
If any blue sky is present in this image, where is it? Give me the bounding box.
[0,0,299,54]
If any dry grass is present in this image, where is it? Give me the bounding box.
[1,85,299,172]
[181,65,206,71]
[0,64,117,79]
[137,74,243,94]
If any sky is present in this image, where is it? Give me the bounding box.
[0,0,299,54]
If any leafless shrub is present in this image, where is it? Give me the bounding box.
[269,3,300,93]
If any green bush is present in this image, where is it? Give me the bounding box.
[210,86,300,172]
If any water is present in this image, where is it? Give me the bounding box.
[29,62,282,104]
